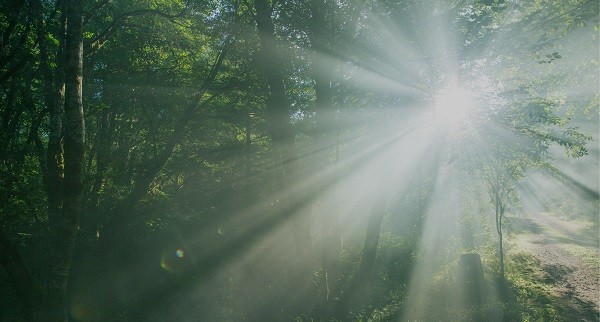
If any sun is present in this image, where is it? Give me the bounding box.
[433,80,476,127]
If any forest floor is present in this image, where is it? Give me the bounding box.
[510,211,599,321]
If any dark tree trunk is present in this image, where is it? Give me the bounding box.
[336,186,389,317]
[253,0,312,259]
[23,84,48,182]
[29,0,53,139]
[0,81,20,157]
[0,230,43,320]
[499,225,504,278]
[86,110,114,228]
[308,0,343,305]
[47,2,67,233]
[356,190,388,284]
[495,195,505,281]
[48,0,84,320]
[243,119,252,202]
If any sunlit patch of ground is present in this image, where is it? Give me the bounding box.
[509,212,599,320]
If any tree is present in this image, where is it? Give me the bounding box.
[0,0,596,319]
[46,0,85,320]
[0,0,85,319]
[453,90,592,281]
[448,0,597,282]
[253,0,314,261]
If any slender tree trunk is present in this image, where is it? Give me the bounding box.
[48,0,84,320]
[0,230,43,319]
[47,2,67,233]
[498,203,505,280]
[0,81,20,157]
[23,84,49,188]
[243,119,252,202]
[495,192,505,281]
[308,0,343,305]
[499,223,504,278]
[253,0,312,259]
[356,189,389,284]
[336,185,389,317]
[86,110,114,230]
[27,0,53,183]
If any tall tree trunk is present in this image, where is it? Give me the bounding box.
[495,194,505,281]
[48,0,84,320]
[0,229,44,319]
[86,110,114,231]
[309,0,341,304]
[336,184,389,316]
[243,118,252,203]
[356,188,389,284]
[0,80,20,157]
[309,0,335,139]
[47,1,67,234]
[499,224,504,278]
[253,0,312,259]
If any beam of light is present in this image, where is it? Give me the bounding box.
[83,0,599,319]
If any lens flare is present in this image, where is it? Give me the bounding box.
[161,248,187,272]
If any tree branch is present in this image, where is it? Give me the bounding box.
[85,7,190,56]
[104,36,234,231]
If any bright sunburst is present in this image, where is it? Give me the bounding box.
[433,79,476,127]
[1,0,597,321]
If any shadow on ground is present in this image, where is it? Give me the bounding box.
[505,252,599,322]
[508,217,543,234]
[509,213,599,248]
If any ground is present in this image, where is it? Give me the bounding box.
[510,211,599,321]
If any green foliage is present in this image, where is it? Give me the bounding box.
[0,0,597,320]
[505,253,567,321]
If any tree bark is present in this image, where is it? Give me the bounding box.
[47,1,67,233]
[495,194,505,281]
[308,0,343,304]
[0,80,20,158]
[0,229,43,319]
[337,183,389,316]
[253,0,312,259]
[356,189,389,284]
[48,0,84,320]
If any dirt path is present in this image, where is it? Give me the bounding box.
[510,212,599,319]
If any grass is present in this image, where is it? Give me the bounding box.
[294,217,598,322]
[345,248,598,322]
[504,252,598,322]
[560,243,600,272]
